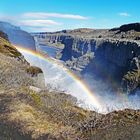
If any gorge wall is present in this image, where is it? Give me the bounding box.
[33,23,140,94]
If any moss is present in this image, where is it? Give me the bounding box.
[26,66,43,76]
[122,70,140,93]
[134,31,140,36]
[30,91,42,106]
[0,37,22,58]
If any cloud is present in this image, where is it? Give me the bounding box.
[18,19,62,27]
[119,12,131,17]
[0,12,89,32]
[23,12,88,20]
[26,27,52,32]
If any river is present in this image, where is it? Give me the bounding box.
[37,44,61,58]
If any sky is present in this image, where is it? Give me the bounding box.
[0,0,139,32]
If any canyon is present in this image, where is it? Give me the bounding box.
[33,23,140,95]
[0,22,140,139]
[0,29,139,140]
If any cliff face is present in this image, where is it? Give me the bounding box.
[84,39,140,78]
[0,21,36,51]
[33,23,140,94]
[61,38,140,94]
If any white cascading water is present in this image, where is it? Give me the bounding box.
[18,38,140,114]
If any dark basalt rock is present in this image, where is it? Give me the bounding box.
[60,37,140,94]
[120,23,140,32]
[135,36,140,40]
[110,23,140,32]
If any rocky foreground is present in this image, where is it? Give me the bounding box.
[0,27,140,139]
[33,23,140,95]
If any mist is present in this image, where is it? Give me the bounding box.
[20,50,140,114]
[83,73,140,113]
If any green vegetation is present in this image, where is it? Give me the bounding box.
[122,70,140,93]
[0,37,22,58]
[26,66,43,76]
[30,91,42,106]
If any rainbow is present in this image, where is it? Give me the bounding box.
[16,46,102,110]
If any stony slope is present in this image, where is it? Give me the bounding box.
[0,31,26,62]
[79,109,140,140]
[0,33,94,139]
[0,31,43,88]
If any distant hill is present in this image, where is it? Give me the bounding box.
[0,21,36,51]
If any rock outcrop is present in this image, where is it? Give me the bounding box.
[111,23,140,32]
